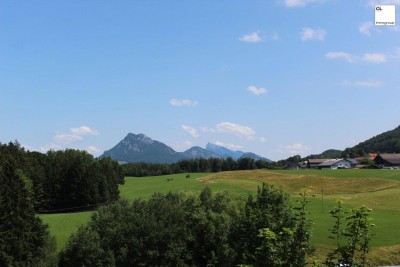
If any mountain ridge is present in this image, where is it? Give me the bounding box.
[100,133,271,163]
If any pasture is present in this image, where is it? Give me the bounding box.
[41,169,400,264]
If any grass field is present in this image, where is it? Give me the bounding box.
[41,169,400,264]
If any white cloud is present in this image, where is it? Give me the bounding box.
[53,125,100,144]
[272,33,279,41]
[359,21,374,36]
[259,137,267,143]
[86,146,100,155]
[247,85,267,95]
[70,126,100,136]
[283,0,320,7]
[214,141,243,150]
[239,32,263,43]
[300,27,326,41]
[281,143,311,155]
[182,125,200,138]
[362,53,387,63]
[170,98,199,107]
[343,80,383,87]
[216,122,255,139]
[325,52,358,63]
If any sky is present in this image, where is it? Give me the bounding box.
[1,0,399,161]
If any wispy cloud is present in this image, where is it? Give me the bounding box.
[283,0,321,7]
[247,85,267,95]
[359,21,375,36]
[170,98,199,107]
[362,53,387,63]
[326,51,388,64]
[200,126,216,133]
[300,27,326,41]
[343,80,383,87]
[216,122,255,139]
[326,52,359,63]
[182,125,200,138]
[70,126,100,136]
[86,146,100,155]
[239,32,263,43]
[54,126,100,144]
[272,33,280,41]
[280,143,311,155]
[259,137,267,143]
[214,141,243,150]
[54,133,83,144]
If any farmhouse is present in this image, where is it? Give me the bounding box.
[283,162,300,170]
[317,159,352,169]
[308,159,329,169]
[374,153,400,168]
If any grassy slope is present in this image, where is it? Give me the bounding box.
[40,211,93,250]
[41,169,400,264]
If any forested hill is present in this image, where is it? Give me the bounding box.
[352,125,400,153]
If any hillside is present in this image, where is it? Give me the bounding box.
[352,125,400,153]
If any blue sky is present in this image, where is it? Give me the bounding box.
[1,0,399,161]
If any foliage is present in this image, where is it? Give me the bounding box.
[0,141,124,212]
[0,147,57,266]
[353,125,400,153]
[59,185,314,266]
[326,202,375,267]
[59,189,243,266]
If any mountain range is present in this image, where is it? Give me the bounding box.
[100,133,272,164]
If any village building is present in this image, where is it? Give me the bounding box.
[317,159,352,170]
[374,154,400,168]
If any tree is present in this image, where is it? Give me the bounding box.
[326,202,375,267]
[0,154,56,266]
[232,183,295,265]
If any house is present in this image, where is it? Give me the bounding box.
[346,158,359,168]
[374,154,400,168]
[308,159,330,169]
[283,162,300,170]
[317,159,352,170]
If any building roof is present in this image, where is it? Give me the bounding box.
[377,154,400,165]
[346,158,359,164]
[308,159,331,164]
[318,159,345,167]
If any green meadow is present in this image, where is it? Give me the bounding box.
[41,169,400,264]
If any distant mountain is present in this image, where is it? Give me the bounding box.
[181,146,221,159]
[352,125,400,153]
[205,143,244,160]
[101,133,273,164]
[205,143,272,162]
[239,152,272,162]
[100,133,182,163]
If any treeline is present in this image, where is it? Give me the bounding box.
[122,157,276,177]
[0,142,124,212]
